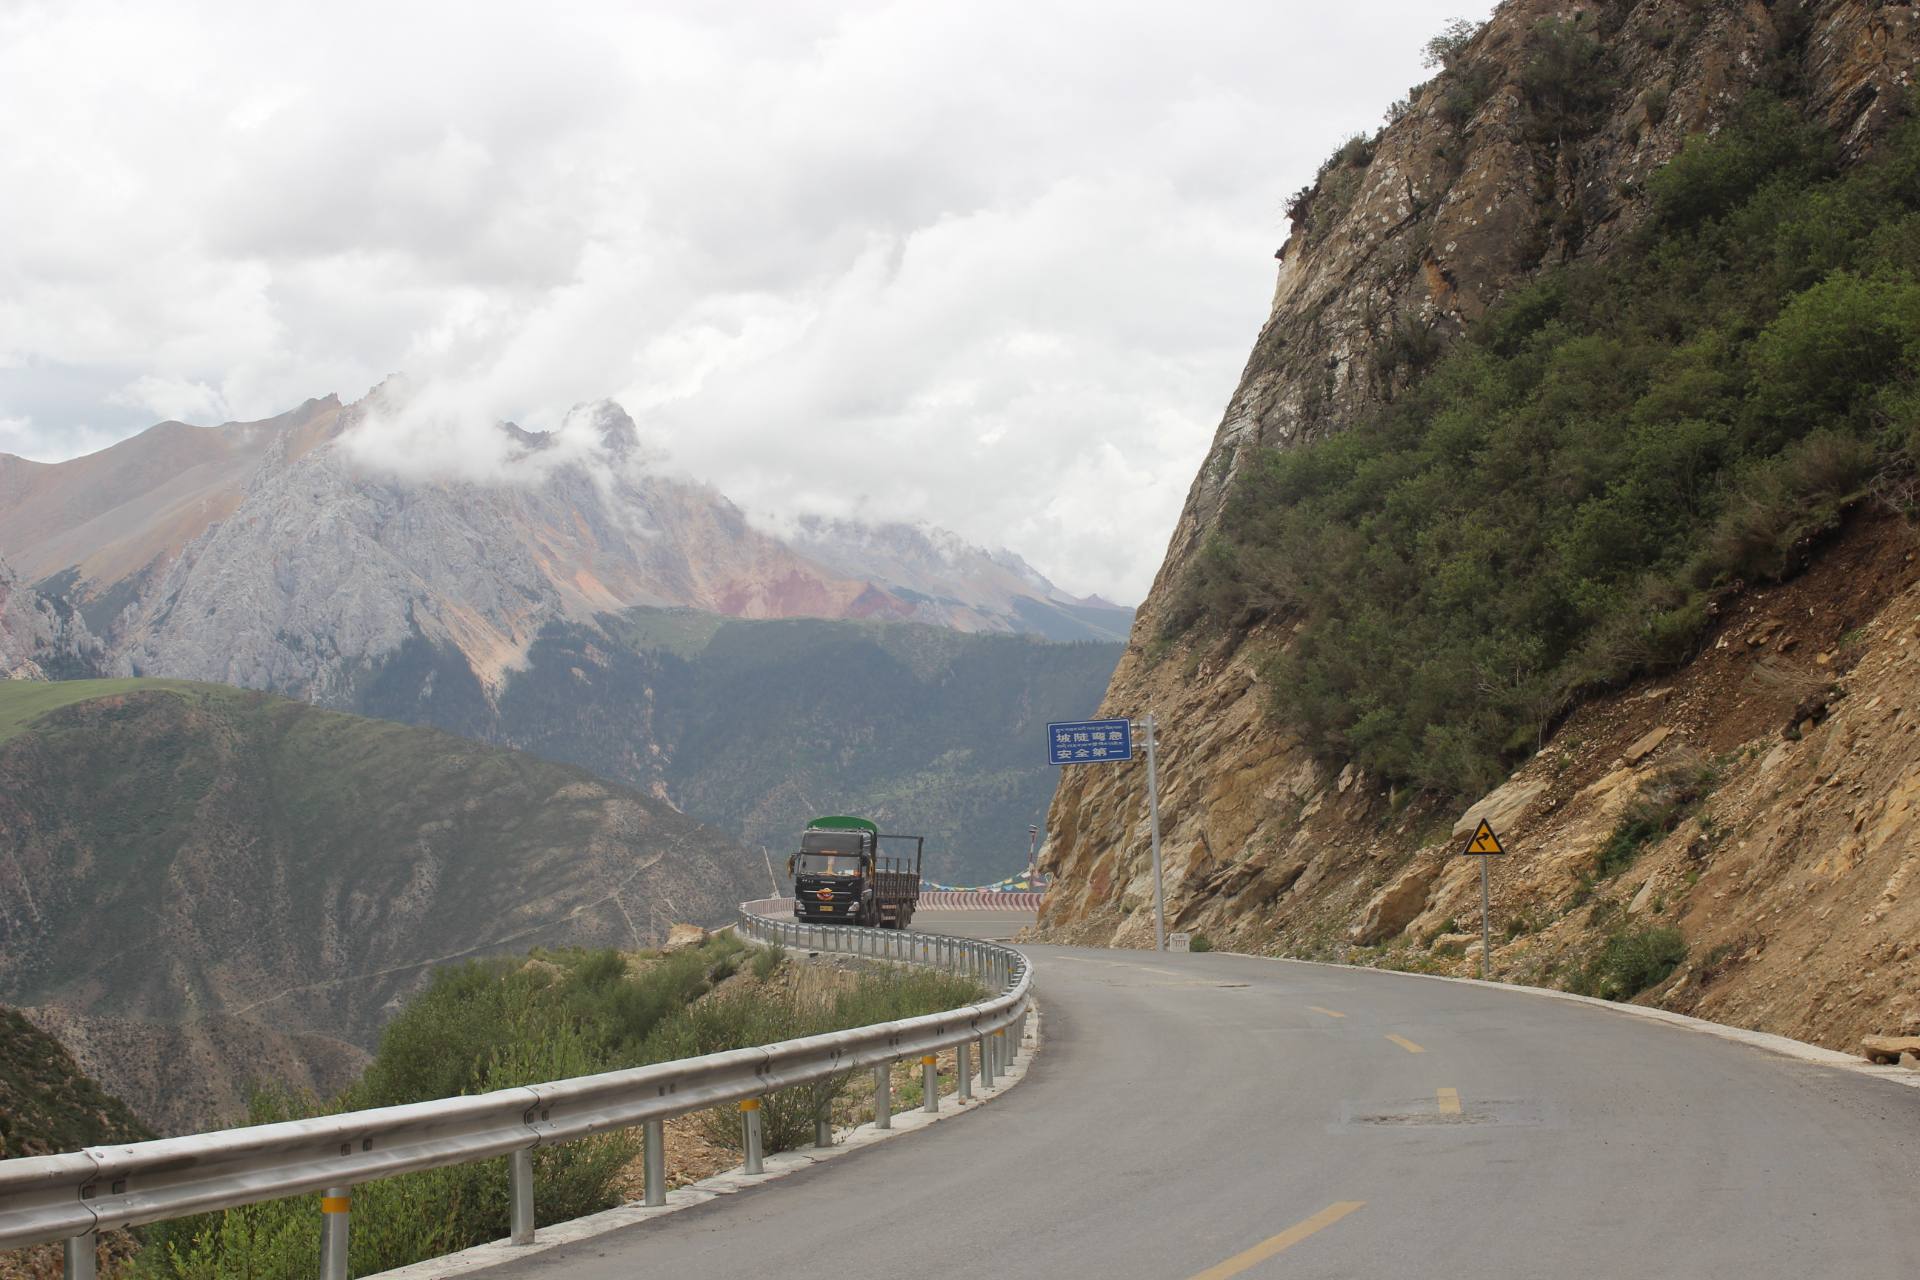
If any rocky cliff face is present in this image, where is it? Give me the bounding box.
[0,559,97,682]
[1164,0,1917,586]
[1038,0,1920,1056]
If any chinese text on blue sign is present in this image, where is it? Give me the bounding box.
[1046,718,1134,765]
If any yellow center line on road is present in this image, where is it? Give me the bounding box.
[1306,1005,1347,1019]
[1384,1033,1426,1054]
[1184,1201,1366,1280]
[1437,1087,1461,1114]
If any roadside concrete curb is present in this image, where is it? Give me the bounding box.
[370,1003,1044,1279]
[1216,947,1920,1091]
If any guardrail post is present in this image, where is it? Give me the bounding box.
[957,1041,972,1100]
[922,1055,940,1113]
[874,1062,892,1130]
[741,1099,764,1174]
[979,1035,995,1089]
[63,1233,96,1280]
[509,1148,535,1245]
[319,1186,350,1280]
[815,1102,833,1148]
[643,1119,666,1207]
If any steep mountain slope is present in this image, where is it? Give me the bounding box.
[0,680,762,1110]
[0,1009,150,1280]
[0,559,96,682]
[0,389,1127,707]
[0,1005,151,1158]
[486,611,1121,883]
[1038,0,1920,1055]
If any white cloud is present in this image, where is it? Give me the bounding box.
[109,375,230,425]
[0,413,123,463]
[0,0,1493,601]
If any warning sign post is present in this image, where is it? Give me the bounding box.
[1459,819,1506,979]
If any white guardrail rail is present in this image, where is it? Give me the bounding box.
[0,902,1033,1279]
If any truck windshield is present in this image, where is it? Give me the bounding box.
[797,853,864,876]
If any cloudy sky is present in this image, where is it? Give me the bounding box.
[0,0,1490,601]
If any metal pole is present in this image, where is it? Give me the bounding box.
[741,1099,764,1174]
[874,1062,892,1129]
[980,1035,995,1089]
[643,1119,666,1207]
[1144,712,1167,953]
[64,1235,96,1280]
[320,1186,350,1280]
[509,1148,535,1245]
[815,1103,834,1148]
[957,1040,973,1099]
[922,1055,940,1113]
[1479,857,1492,981]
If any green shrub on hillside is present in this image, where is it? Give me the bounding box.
[1518,15,1615,144]
[1570,926,1688,1001]
[136,941,981,1279]
[1169,95,1920,796]
[645,966,982,1156]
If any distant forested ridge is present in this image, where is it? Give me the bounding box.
[366,610,1123,884]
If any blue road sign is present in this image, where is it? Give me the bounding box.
[1047,718,1134,766]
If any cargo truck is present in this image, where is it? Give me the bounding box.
[788,815,923,929]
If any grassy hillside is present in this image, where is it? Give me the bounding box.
[135,939,982,1279]
[1169,94,1920,795]
[0,680,762,1074]
[0,1006,151,1159]
[0,677,200,744]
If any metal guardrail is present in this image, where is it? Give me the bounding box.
[0,904,1033,1279]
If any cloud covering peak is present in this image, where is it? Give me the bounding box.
[0,0,1490,598]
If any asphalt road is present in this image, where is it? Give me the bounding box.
[906,907,1034,940]
[469,942,1920,1279]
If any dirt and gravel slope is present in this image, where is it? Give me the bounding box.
[1039,511,1920,1054]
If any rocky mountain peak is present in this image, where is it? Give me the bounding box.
[582,400,642,458]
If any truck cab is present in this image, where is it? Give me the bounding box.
[789,815,921,929]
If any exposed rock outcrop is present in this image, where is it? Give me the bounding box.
[0,558,96,681]
[1037,0,1920,1055]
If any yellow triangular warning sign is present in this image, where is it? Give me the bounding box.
[1463,819,1505,856]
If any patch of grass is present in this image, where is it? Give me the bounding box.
[1502,908,1545,941]
[1568,926,1688,1000]
[0,677,209,744]
[1595,758,1717,879]
[750,941,787,981]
